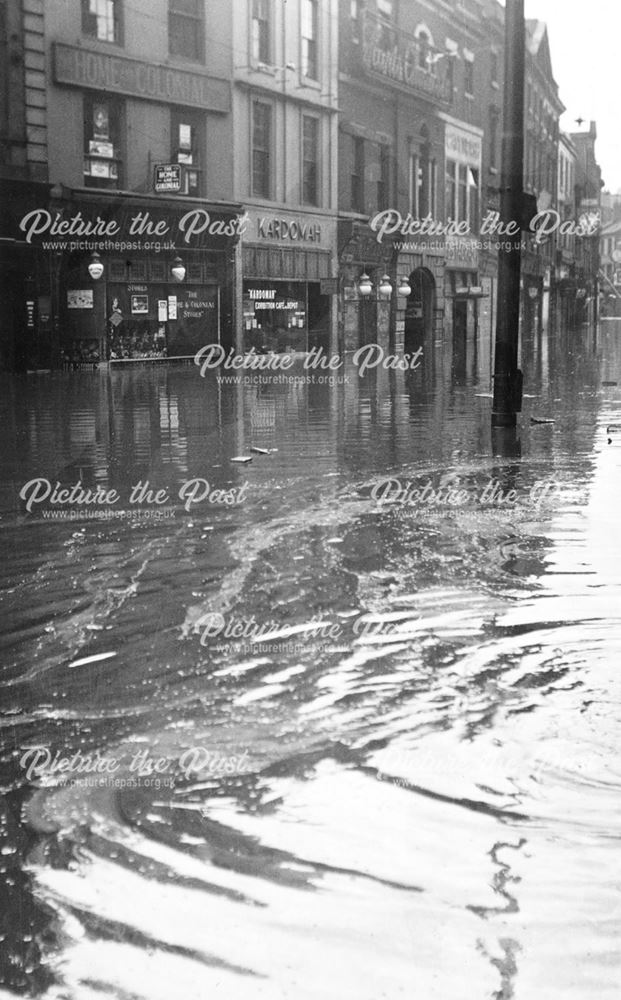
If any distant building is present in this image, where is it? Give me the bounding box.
[554,132,579,327]
[569,121,603,323]
[230,0,340,356]
[522,18,564,333]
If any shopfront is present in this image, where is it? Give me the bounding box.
[9,188,245,367]
[241,208,336,354]
[101,255,222,361]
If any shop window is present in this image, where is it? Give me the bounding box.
[169,0,204,62]
[301,0,318,80]
[83,95,123,188]
[302,115,319,206]
[243,281,308,353]
[127,260,147,281]
[186,261,203,282]
[109,258,127,281]
[149,259,167,282]
[351,135,364,213]
[252,0,271,64]
[171,111,203,196]
[82,0,122,43]
[252,100,272,199]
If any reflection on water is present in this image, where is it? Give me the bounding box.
[1,322,621,999]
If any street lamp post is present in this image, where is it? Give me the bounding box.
[491,0,525,428]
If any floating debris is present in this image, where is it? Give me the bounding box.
[606,424,621,433]
[530,417,555,425]
[474,393,493,398]
[230,456,253,464]
[602,381,618,387]
[250,446,270,455]
[68,651,117,669]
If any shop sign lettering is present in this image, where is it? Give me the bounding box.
[54,43,230,113]
[257,218,321,242]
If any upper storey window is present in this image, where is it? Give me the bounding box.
[169,0,204,62]
[81,0,122,44]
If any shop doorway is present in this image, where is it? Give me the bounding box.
[404,268,435,351]
[452,298,468,380]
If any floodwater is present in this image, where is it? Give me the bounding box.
[1,320,620,1000]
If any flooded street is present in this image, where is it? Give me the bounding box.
[1,321,621,1000]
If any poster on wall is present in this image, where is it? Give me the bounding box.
[130,294,149,314]
[67,289,94,309]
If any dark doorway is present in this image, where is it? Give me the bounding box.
[452,298,468,380]
[404,268,435,352]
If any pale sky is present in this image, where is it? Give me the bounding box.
[517,0,621,191]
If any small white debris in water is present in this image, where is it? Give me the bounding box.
[250,446,270,455]
[230,456,253,463]
[475,393,493,398]
[326,537,343,544]
[68,651,117,669]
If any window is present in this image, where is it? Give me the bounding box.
[301,0,318,80]
[468,166,479,229]
[83,94,122,188]
[172,110,203,196]
[445,161,456,220]
[446,54,454,99]
[445,159,479,228]
[464,57,474,96]
[489,105,499,171]
[169,0,204,62]
[458,164,468,221]
[410,129,435,217]
[351,0,360,43]
[409,153,418,215]
[417,31,431,71]
[81,0,121,43]
[490,50,498,86]
[377,0,393,46]
[378,145,390,210]
[252,100,272,198]
[302,115,319,205]
[351,135,364,213]
[252,0,271,64]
